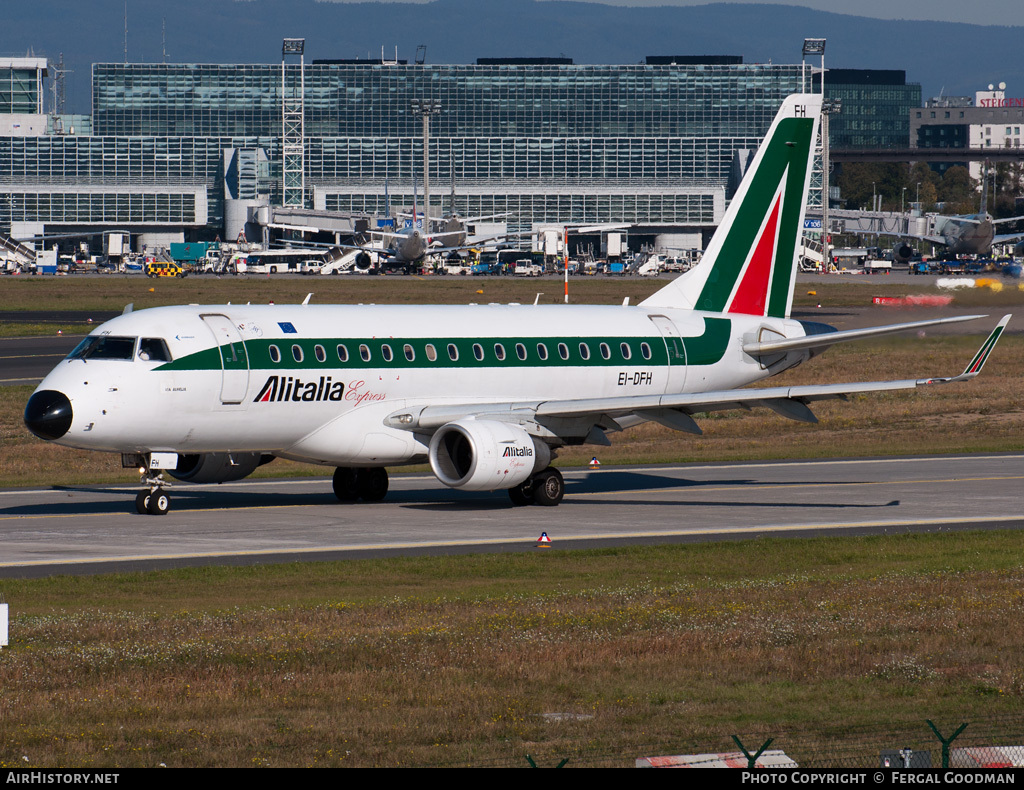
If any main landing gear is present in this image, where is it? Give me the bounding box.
[333,467,389,503]
[507,466,564,507]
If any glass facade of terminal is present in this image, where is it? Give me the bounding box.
[824,69,921,149]
[3,61,806,233]
[92,63,804,139]
[0,60,45,115]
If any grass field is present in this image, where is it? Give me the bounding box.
[2,275,1023,768]
[3,270,1024,314]
[2,534,1024,767]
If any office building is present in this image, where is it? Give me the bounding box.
[1,54,813,249]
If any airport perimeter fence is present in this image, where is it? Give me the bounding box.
[457,715,1024,768]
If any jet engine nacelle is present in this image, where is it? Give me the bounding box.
[892,243,914,263]
[167,452,273,483]
[355,252,373,270]
[428,419,551,491]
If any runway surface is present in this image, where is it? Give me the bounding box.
[1,453,1022,578]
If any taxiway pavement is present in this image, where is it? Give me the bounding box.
[1,453,1021,577]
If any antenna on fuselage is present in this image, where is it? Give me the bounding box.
[122,303,133,314]
[302,293,313,305]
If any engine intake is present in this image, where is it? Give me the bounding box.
[429,419,551,491]
[167,452,273,483]
[892,243,914,263]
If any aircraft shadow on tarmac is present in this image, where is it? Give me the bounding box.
[401,471,903,512]
[7,473,901,516]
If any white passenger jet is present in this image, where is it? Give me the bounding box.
[24,94,1010,515]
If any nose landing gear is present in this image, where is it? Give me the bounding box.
[135,464,171,515]
[135,487,170,515]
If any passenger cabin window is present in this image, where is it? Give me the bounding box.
[599,343,611,360]
[473,343,484,361]
[578,342,591,361]
[381,344,394,362]
[314,344,326,363]
[269,344,281,363]
[641,342,652,360]
[620,342,632,360]
[494,343,506,361]
[536,343,548,360]
[515,343,527,361]
[138,338,172,362]
[359,344,371,362]
[558,343,569,360]
[447,343,459,362]
[291,345,304,363]
[404,344,415,362]
[425,344,437,362]
[337,344,349,363]
[68,335,136,361]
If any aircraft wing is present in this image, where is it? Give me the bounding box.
[993,231,1024,245]
[428,235,506,253]
[384,316,1009,440]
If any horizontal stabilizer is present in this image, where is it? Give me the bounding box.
[742,315,986,357]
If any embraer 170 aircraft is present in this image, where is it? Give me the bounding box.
[24,94,1010,515]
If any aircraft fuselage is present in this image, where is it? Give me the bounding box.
[27,303,808,467]
[936,214,996,256]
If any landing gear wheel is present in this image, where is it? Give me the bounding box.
[357,467,389,502]
[332,468,359,501]
[333,467,389,502]
[135,490,151,514]
[531,467,564,507]
[147,488,170,515]
[508,480,535,507]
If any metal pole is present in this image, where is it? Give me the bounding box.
[563,227,569,303]
[422,112,430,239]
[822,109,830,271]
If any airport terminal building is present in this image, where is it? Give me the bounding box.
[0,53,914,251]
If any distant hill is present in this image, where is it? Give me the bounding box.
[4,0,1022,115]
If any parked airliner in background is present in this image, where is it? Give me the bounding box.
[24,94,1009,515]
[889,173,1024,262]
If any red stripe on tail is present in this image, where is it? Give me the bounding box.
[726,194,782,316]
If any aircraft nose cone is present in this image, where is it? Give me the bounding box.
[24,390,73,441]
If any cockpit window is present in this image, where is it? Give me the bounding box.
[138,338,172,362]
[68,335,137,361]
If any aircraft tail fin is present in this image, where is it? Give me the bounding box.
[640,94,822,319]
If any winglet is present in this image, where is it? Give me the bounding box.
[920,315,1011,384]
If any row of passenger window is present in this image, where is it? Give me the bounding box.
[267,339,656,365]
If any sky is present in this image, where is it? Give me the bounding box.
[319,0,1024,28]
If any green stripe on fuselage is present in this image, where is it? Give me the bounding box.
[157,320,732,373]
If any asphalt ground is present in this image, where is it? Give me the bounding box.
[1,454,1021,578]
